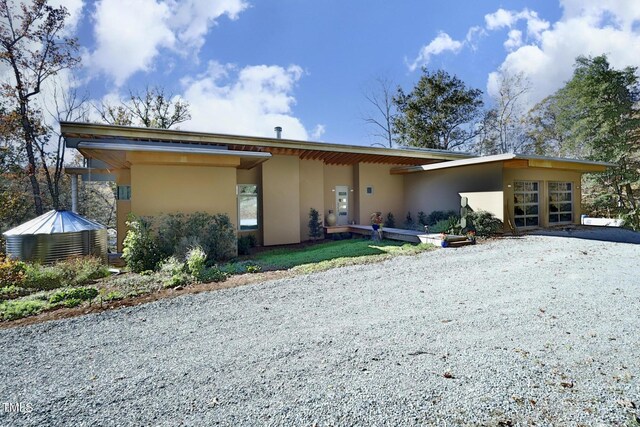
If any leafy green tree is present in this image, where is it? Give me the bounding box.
[550,55,640,228]
[393,68,483,150]
[0,0,80,215]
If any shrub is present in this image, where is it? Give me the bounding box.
[155,212,237,263]
[466,210,503,237]
[49,287,99,305]
[427,210,459,226]
[384,213,395,228]
[417,211,428,227]
[122,216,163,273]
[159,256,184,277]
[58,257,110,285]
[246,264,262,273]
[200,267,227,283]
[0,254,26,286]
[23,264,66,290]
[101,290,124,302]
[238,235,257,256]
[0,285,31,301]
[0,299,48,321]
[404,212,415,229]
[163,273,191,289]
[308,208,324,240]
[186,246,207,280]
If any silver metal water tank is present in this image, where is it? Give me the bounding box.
[3,210,107,264]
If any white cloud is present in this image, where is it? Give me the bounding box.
[485,8,517,30]
[486,1,640,109]
[407,32,464,72]
[171,0,248,51]
[88,0,175,86]
[87,0,248,86]
[180,62,311,140]
[504,29,523,51]
[311,124,325,140]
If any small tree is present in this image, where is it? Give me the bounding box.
[384,212,395,228]
[403,212,415,230]
[308,208,323,240]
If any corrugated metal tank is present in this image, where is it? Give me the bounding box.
[3,210,107,264]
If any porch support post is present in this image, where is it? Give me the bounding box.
[71,174,78,213]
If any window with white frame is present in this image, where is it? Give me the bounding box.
[237,184,258,230]
[548,182,573,224]
[513,181,539,227]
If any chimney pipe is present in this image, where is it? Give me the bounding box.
[274,126,282,139]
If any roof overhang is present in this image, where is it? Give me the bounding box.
[73,139,272,170]
[61,122,473,167]
[390,153,614,174]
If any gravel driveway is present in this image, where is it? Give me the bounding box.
[1,234,639,426]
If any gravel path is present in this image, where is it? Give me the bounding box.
[1,235,639,426]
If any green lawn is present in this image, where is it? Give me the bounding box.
[252,238,435,273]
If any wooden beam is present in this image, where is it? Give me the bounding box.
[503,159,529,169]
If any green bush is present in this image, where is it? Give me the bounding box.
[122,216,163,273]
[101,290,124,302]
[427,210,459,226]
[200,267,227,283]
[23,264,66,290]
[49,287,99,305]
[417,211,428,227]
[0,299,48,321]
[154,212,237,263]
[163,273,191,289]
[404,212,415,229]
[58,257,110,285]
[159,256,184,276]
[246,264,262,273]
[308,207,324,240]
[0,254,26,286]
[0,285,31,301]
[238,235,257,256]
[384,213,395,228]
[186,246,207,280]
[465,210,503,237]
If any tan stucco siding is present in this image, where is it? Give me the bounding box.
[323,164,354,224]
[503,167,583,229]
[115,169,131,252]
[458,191,504,221]
[299,160,324,241]
[356,163,404,225]
[404,163,503,217]
[262,155,301,246]
[130,164,237,222]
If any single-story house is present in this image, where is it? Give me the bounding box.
[61,122,611,251]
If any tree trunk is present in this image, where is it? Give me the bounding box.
[19,102,43,215]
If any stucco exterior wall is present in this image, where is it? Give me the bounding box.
[130,164,237,221]
[503,167,583,229]
[458,191,504,221]
[404,163,503,218]
[262,155,301,246]
[323,164,354,224]
[356,163,404,225]
[299,160,324,241]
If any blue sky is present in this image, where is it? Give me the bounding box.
[44,0,640,146]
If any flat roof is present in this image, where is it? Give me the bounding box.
[390,153,614,174]
[60,122,473,167]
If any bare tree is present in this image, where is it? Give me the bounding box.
[362,76,396,148]
[96,86,191,129]
[482,70,531,154]
[0,0,80,214]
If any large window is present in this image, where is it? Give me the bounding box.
[548,182,573,224]
[237,184,258,230]
[513,181,539,227]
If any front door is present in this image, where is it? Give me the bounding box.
[335,186,349,225]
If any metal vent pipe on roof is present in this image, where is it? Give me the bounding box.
[274,126,282,139]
